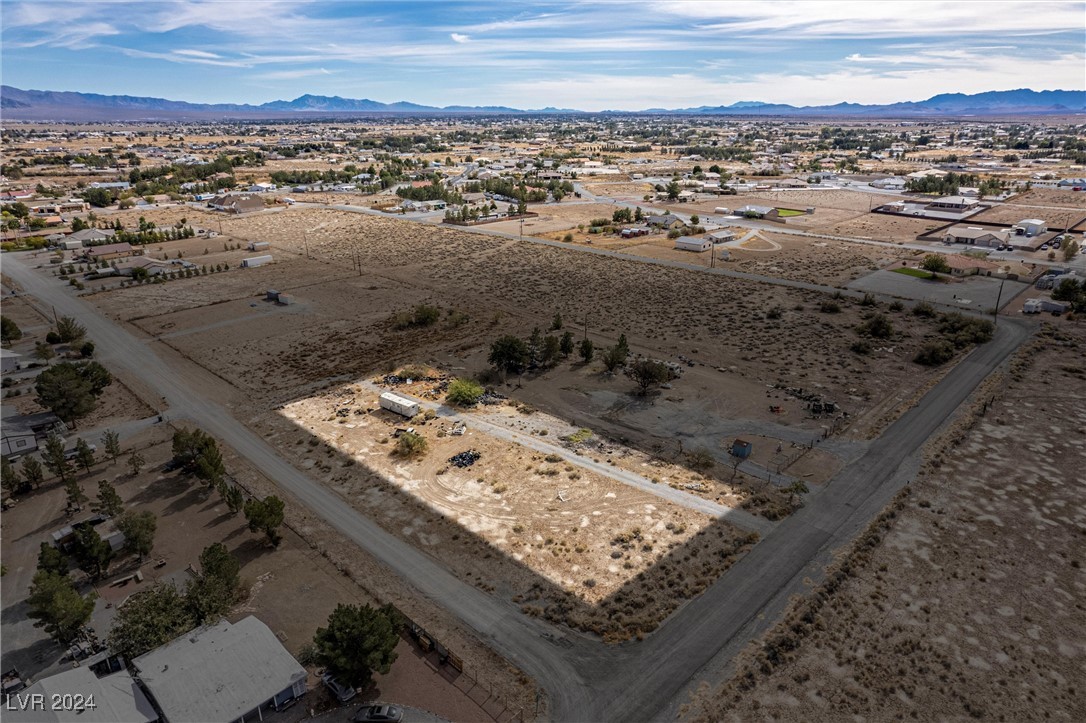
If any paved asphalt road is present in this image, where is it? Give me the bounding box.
[3,240,1033,722]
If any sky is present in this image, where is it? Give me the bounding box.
[2,0,1084,111]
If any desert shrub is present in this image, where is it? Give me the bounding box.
[857,313,893,339]
[938,312,993,347]
[766,305,783,320]
[412,304,440,326]
[396,365,429,379]
[914,340,956,366]
[393,431,428,458]
[686,448,715,472]
[446,378,484,406]
[912,301,936,317]
[851,339,872,355]
[860,293,877,307]
[888,300,905,312]
[819,300,841,314]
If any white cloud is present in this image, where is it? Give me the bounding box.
[174,49,222,59]
[254,67,336,80]
[485,51,1086,110]
[450,33,471,43]
[654,0,1086,37]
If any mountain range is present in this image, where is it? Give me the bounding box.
[1,86,1082,121]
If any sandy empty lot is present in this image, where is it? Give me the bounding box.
[690,323,1086,722]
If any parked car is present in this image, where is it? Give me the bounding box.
[64,443,97,461]
[353,704,403,723]
[1040,244,1050,251]
[321,672,357,704]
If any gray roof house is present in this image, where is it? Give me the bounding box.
[13,666,157,723]
[133,616,307,723]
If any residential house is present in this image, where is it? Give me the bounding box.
[647,214,684,230]
[133,616,307,723]
[736,205,774,218]
[943,254,999,277]
[942,225,1011,248]
[2,411,65,459]
[65,228,115,246]
[12,666,158,723]
[208,194,265,214]
[925,196,980,212]
[85,243,137,263]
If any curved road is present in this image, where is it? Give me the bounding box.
[2,241,1034,721]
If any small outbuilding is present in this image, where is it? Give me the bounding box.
[674,236,712,252]
[731,439,753,459]
[379,391,420,418]
[241,255,273,268]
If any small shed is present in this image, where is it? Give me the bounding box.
[266,289,280,302]
[674,236,712,252]
[731,439,753,459]
[248,241,270,251]
[241,255,273,268]
[1023,298,1043,314]
[379,391,420,418]
[276,293,293,306]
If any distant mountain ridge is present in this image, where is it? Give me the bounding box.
[1,86,1082,120]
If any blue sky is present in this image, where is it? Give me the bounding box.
[2,1,1084,110]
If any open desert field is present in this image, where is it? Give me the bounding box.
[815,213,945,243]
[720,232,912,285]
[1004,188,1086,209]
[82,207,985,440]
[689,323,1086,722]
[483,202,621,237]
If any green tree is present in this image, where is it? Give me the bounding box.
[107,583,194,660]
[1063,239,1080,262]
[219,482,244,515]
[73,438,96,474]
[102,429,121,464]
[921,254,951,274]
[127,451,145,476]
[689,214,700,225]
[185,543,241,624]
[27,571,96,645]
[625,358,673,395]
[55,316,87,344]
[117,511,157,562]
[21,456,44,489]
[35,340,55,365]
[37,542,69,577]
[1,456,25,495]
[71,523,114,579]
[540,335,561,367]
[446,378,484,406]
[578,338,594,363]
[194,438,225,488]
[550,312,563,330]
[0,315,22,344]
[95,479,124,517]
[601,337,630,373]
[312,603,400,687]
[393,430,428,459]
[488,335,530,377]
[42,433,73,483]
[666,180,681,200]
[244,495,285,546]
[559,331,575,358]
[35,362,112,426]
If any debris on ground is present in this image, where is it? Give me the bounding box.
[448,450,481,467]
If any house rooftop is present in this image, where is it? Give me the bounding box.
[14,667,156,723]
[133,616,306,723]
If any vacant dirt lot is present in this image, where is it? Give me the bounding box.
[272,382,757,640]
[1005,188,1086,209]
[83,207,979,441]
[690,323,1086,722]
